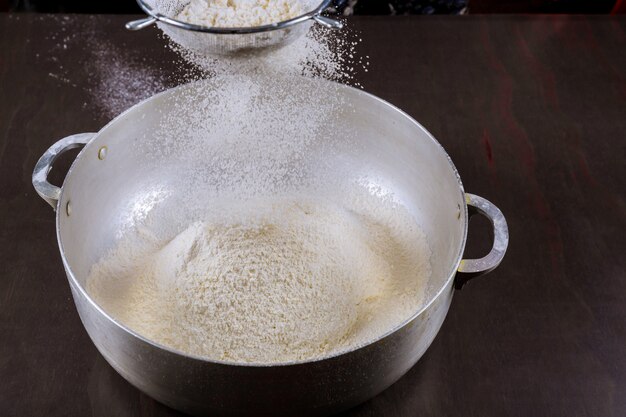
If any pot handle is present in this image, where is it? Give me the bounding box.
[32,133,96,210]
[455,193,509,289]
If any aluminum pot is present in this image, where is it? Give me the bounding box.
[32,79,508,417]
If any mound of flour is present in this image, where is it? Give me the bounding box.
[87,193,431,363]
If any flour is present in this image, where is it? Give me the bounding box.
[177,0,304,27]
[87,193,431,363]
[66,0,407,365]
[87,39,170,118]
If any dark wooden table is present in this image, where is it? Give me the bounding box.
[1,13,625,417]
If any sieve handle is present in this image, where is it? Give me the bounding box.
[312,15,344,30]
[32,133,96,210]
[455,193,509,289]
[125,17,157,31]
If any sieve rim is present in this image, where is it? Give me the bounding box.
[136,0,334,34]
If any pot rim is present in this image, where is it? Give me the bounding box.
[56,80,469,368]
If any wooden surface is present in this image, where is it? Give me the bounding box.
[1,13,625,417]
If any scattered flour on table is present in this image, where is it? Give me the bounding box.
[87,193,432,363]
[42,16,173,119]
[86,39,170,118]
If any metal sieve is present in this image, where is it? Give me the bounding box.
[125,0,343,56]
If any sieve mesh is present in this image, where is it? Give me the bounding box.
[132,0,340,57]
[146,0,325,20]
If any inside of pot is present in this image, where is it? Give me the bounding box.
[58,78,466,362]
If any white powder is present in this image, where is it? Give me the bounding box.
[158,22,363,85]
[87,193,431,363]
[177,0,304,27]
[87,39,170,118]
[52,1,388,365]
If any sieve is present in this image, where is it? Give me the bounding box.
[125,0,343,56]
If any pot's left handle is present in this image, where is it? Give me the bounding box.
[455,193,509,289]
[32,133,96,210]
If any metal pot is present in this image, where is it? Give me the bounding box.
[32,80,508,417]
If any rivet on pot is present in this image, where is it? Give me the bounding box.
[98,146,108,160]
[457,203,461,220]
[66,201,72,216]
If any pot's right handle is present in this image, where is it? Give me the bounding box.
[455,193,509,289]
[32,133,96,210]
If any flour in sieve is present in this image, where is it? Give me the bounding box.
[176,0,304,28]
[87,192,432,363]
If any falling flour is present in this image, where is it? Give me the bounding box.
[87,193,432,363]
[78,0,412,365]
